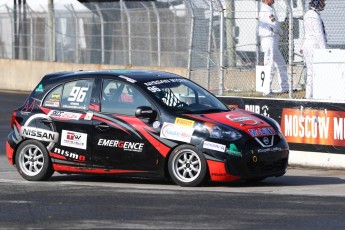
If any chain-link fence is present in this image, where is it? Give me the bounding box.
[0,0,344,100]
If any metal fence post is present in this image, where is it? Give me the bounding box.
[151,2,161,67]
[206,0,214,90]
[121,1,132,65]
[256,0,260,65]
[141,3,152,66]
[225,0,236,68]
[286,0,294,98]
[95,4,104,65]
[65,5,79,63]
[5,6,14,59]
[216,0,225,96]
[48,0,55,62]
[184,0,194,80]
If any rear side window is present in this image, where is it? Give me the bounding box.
[43,86,62,108]
[43,79,94,110]
[61,80,94,110]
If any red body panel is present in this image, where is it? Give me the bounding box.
[53,164,147,174]
[6,140,14,165]
[207,160,240,182]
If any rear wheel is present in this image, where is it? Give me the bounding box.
[168,145,207,187]
[15,140,54,181]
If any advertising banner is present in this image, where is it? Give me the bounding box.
[219,97,345,154]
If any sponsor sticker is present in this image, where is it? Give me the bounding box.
[226,143,242,156]
[118,75,137,83]
[51,94,61,99]
[52,147,86,162]
[203,141,226,152]
[248,127,275,137]
[144,78,187,87]
[153,121,160,129]
[61,130,87,150]
[226,114,259,125]
[20,126,59,143]
[98,139,144,152]
[84,112,93,120]
[160,122,194,143]
[22,113,58,150]
[35,84,44,92]
[48,110,82,120]
[44,101,60,108]
[175,117,195,127]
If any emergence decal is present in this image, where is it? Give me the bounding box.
[98,139,144,152]
[61,130,88,150]
[160,122,194,143]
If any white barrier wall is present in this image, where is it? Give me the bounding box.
[0,59,187,92]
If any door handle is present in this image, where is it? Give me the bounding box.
[96,123,110,130]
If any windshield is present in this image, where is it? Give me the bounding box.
[141,78,229,114]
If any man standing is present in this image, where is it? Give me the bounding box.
[259,0,289,96]
[302,0,327,99]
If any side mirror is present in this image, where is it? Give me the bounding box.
[135,106,157,120]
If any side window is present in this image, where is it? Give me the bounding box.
[101,79,151,115]
[61,79,94,110]
[43,85,63,108]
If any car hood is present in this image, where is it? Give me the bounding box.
[187,109,276,136]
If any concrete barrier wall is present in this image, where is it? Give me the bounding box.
[0,59,188,92]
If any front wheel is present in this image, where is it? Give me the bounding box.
[168,145,208,187]
[15,140,54,181]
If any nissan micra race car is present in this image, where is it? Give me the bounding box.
[6,70,289,186]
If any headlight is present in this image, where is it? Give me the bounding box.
[268,117,282,133]
[210,125,242,141]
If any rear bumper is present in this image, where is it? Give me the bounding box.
[6,140,15,165]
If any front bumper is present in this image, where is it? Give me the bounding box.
[225,149,289,180]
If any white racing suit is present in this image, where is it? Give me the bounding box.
[258,3,289,95]
[302,9,327,99]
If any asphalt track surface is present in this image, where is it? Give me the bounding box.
[1,91,345,229]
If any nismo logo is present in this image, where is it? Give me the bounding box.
[53,147,86,162]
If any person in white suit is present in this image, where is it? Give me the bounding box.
[258,0,289,96]
[302,0,327,99]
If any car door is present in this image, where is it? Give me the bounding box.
[91,78,159,171]
[41,79,94,166]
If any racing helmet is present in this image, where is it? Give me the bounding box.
[309,0,325,11]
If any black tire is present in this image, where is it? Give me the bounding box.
[168,145,207,187]
[15,140,54,181]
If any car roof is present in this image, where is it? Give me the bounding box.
[41,69,184,83]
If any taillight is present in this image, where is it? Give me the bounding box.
[10,110,17,129]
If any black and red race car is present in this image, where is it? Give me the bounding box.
[6,70,289,186]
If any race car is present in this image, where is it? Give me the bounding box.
[6,70,289,186]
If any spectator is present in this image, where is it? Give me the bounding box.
[302,0,327,99]
[259,0,289,96]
